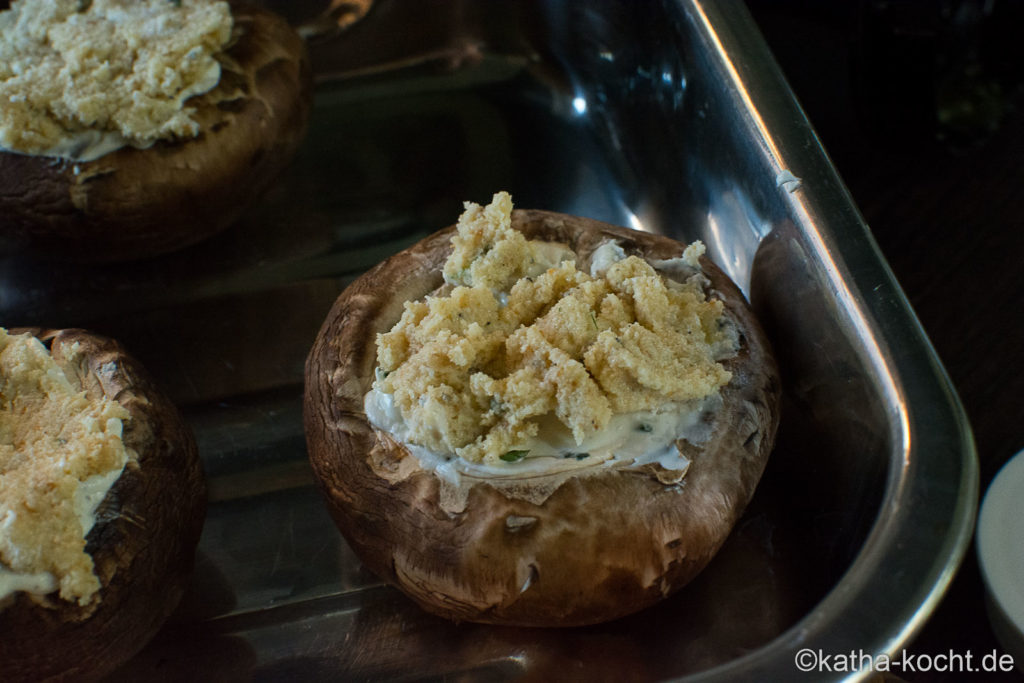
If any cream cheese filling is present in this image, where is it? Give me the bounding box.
[0,567,56,600]
[365,386,722,487]
[365,235,734,490]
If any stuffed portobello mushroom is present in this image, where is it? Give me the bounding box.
[0,328,205,681]
[0,0,312,262]
[304,193,781,627]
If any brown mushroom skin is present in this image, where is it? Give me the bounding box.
[304,209,781,627]
[0,3,312,262]
[0,329,206,682]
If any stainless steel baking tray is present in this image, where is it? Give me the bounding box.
[0,0,978,680]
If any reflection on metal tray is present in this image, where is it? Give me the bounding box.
[0,0,977,680]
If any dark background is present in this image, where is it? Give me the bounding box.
[748,0,1023,680]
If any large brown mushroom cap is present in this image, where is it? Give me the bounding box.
[0,329,206,682]
[0,3,312,262]
[304,209,781,627]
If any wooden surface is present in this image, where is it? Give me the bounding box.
[750,2,1023,679]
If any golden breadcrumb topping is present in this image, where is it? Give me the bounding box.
[0,0,231,157]
[374,192,734,465]
[0,329,130,606]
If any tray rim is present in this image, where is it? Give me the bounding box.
[676,0,979,679]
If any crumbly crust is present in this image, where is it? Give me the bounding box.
[0,329,131,606]
[0,0,232,156]
[375,193,733,464]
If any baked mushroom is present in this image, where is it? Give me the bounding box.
[0,0,312,262]
[304,193,780,627]
[0,327,205,681]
